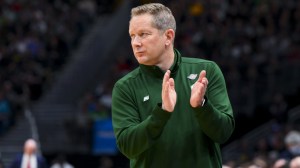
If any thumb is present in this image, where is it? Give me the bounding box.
[198,70,206,82]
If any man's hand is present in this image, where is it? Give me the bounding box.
[162,70,177,112]
[190,70,208,108]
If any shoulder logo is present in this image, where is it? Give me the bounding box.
[187,74,197,80]
[143,95,149,102]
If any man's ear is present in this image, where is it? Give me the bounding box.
[165,29,175,46]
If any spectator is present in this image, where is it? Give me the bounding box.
[50,154,74,168]
[284,130,300,159]
[9,139,48,168]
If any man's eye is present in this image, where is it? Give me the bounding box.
[141,33,148,37]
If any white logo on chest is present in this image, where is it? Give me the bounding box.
[188,74,197,89]
[143,95,149,102]
[187,74,197,80]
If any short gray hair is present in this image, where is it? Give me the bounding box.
[131,3,176,32]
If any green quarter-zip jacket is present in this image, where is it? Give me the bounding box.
[112,49,235,168]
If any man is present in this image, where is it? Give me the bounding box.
[9,139,48,168]
[112,3,235,168]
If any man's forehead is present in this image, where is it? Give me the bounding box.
[129,15,155,32]
[25,139,37,147]
[130,14,153,24]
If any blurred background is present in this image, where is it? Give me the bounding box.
[0,0,300,167]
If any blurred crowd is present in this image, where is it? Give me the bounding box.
[222,121,300,167]
[0,0,116,135]
[1,0,300,167]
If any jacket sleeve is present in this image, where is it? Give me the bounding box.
[193,62,235,144]
[112,83,171,159]
[38,155,49,168]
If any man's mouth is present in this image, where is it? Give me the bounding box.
[135,51,145,56]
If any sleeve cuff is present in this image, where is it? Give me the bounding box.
[146,104,172,139]
[152,103,172,123]
[192,98,214,117]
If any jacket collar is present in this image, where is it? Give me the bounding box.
[139,49,181,78]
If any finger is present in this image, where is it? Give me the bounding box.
[198,70,206,82]
[201,78,208,97]
[169,78,175,90]
[201,78,208,86]
[164,81,170,97]
[163,70,171,87]
[162,80,169,110]
[162,70,170,92]
[163,71,171,94]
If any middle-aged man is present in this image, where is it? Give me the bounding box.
[112,3,235,168]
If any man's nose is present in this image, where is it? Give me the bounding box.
[131,36,142,46]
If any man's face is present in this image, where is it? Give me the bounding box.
[24,146,36,155]
[129,14,167,66]
[24,140,37,155]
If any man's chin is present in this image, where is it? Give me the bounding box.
[137,58,148,65]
